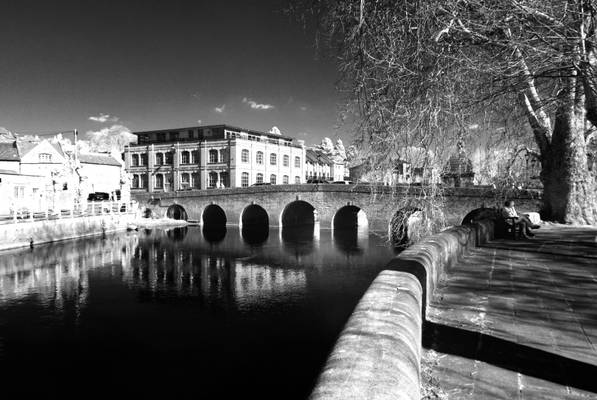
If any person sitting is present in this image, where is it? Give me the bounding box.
[502,200,540,238]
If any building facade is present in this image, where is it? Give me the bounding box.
[305,149,346,182]
[125,125,306,192]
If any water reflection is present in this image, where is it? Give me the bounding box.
[0,225,396,399]
[332,226,369,256]
[203,225,227,243]
[241,225,269,246]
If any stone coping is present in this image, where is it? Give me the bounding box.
[310,219,494,399]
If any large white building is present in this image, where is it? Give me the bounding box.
[125,124,306,192]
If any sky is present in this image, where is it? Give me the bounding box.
[0,0,344,145]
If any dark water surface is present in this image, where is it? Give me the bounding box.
[0,225,395,399]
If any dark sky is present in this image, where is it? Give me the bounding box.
[0,0,343,144]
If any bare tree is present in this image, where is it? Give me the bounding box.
[297,0,597,224]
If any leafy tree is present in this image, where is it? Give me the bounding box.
[297,0,597,224]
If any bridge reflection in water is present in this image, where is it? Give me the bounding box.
[0,225,395,399]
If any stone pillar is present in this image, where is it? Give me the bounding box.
[147,144,155,193]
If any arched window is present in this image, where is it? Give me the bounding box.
[283,175,289,184]
[270,174,277,184]
[140,174,147,188]
[294,156,300,168]
[140,154,147,166]
[181,151,190,164]
[256,173,263,184]
[181,173,190,188]
[191,150,200,164]
[241,149,249,163]
[209,150,218,164]
[241,172,249,187]
[270,153,277,165]
[155,174,164,189]
[283,155,289,167]
[155,153,164,165]
[131,154,139,166]
[132,174,139,188]
[295,176,300,184]
[256,151,264,164]
[165,152,173,165]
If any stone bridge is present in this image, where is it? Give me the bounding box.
[135,184,542,237]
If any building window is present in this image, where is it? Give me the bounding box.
[181,173,190,188]
[155,174,164,189]
[220,172,229,188]
[283,155,289,167]
[192,173,200,188]
[256,173,263,184]
[241,149,249,163]
[132,174,140,188]
[209,150,218,164]
[295,176,300,184]
[155,153,164,165]
[283,175,289,184]
[241,172,249,187]
[165,152,173,165]
[191,150,200,164]
[39,153,52,163]
[181,151,190,164]
[294,156,300,168]
[270,174,277,184]
[140,154,147,166]
[141,174,148,188]
[270,153,277,165]
[256,151,264,164]
[208,172,218,188]
[131,154,139,166]
[219,149,228,163]
[165,174,173,191]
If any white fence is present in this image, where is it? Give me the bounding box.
[0,201,139,224]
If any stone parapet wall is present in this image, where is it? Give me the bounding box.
[310,219,494,399]
[0,214,136,252]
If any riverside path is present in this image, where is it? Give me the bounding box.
[423,224,597,399]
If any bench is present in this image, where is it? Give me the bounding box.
[495,215,523,239]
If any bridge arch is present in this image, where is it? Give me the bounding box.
[202,204,227,226]
[166,204,188,220]
[389,206,422,247]
[240,204,269,228]
[280,200,317,228]
[332,205,368,230]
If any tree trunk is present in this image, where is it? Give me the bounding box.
[540,109,597,224]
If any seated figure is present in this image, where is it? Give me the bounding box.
[502,200,540,238]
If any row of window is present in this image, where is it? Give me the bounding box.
[240,150,300,167]
[131,173,302,189]
[240,173,300,187]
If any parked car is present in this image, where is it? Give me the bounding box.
[331,180,354,185]
[87,192,110,201]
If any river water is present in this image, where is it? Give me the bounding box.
[0,225,396,399]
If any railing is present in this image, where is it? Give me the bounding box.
[0,201,139,225]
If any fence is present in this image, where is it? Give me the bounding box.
[0,201,139,225]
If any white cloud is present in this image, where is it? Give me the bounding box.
[214,105,226,113]
[242,97,275,110]
[197,119,203,124]
[89,113,119,123]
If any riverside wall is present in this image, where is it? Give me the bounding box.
[0,214,137,252]
[310,219,494,400]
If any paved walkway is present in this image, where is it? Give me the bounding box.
[423,224,597,399]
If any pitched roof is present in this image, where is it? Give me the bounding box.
[78,153,122,166]
[0,142,20,161]
[306,149,334,165]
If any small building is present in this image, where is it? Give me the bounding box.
[77,153,127,200]
[441,151,475,187]
[0,169,47,214]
